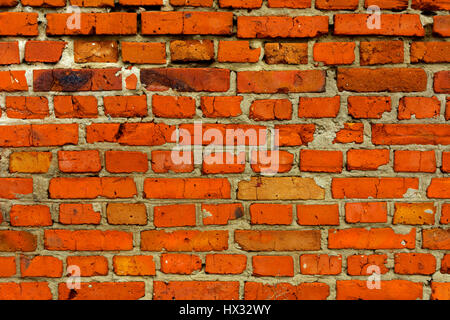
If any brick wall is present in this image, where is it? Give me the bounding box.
[0,0,449,300]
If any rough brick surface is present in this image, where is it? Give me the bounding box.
[0,2,448,302]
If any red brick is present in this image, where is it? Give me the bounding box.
[46,13,137,35]
[393,203,436,225]
[34,68,122,92]
[154,281,239,300]
[253,256,294,277]
[237,16,328,38]
[22,0,65,5]
[86,123,175,146]
[300,150,343,173]
[347,254,389,276]
[328,228,416,249]
[0,42,20,64]
[237,70,326,94]
[74,41,118,63]
[347,149,390,171]
[53,96,98,118]
[360,41,404,65]
[428,179,450,199]
[0,257,16,277]
[66,256,108,276]
[141,12,233,35]
[394,253,436,275]
[347,96,391,119]
[264,43,307,64]
[151,150,194,173]
[433,16,450,37]
[152,95,196,118]
[5,96,49,119]
[394,150,436,173]
[345,202,388,223]
[422,229,450,249]
[431,283,450,300]
[336,280,422,300]
[0,231,37,252]
[235,230,321,251]
[202,152,245,174]
[58,282,145,300]
[373,124,450,145]
[0,12,38,36]
[105,151,148,173]
[45,230,133,251]
[218,41,260,63]
[332,177,418,199]
[316,0,357,9]
[443,152,450,173]
[59,204,101,225]
[121,42,166,64]
[434,71,450,93]
[141,230,228,251]
[141,68,230,92]
[70,0,114,7]
[201,96,243,118]
[107,203,147,225]
[250,150,294,174]
[313,42,355,65]
[412,0,450,10]
[10,205,52,227]
[300,254,342,275]
[0,178,33,199]
[244,282,329,300]
[113,256,155,276]
[0,282,52,300]
[365,0,408,9]
[333,123,364,144]
[103,95,148,118]
[160,254,201,274]
[250,99,292,121]
[442,204,450,224]
[154,204,196,227]
[58,150,101,173]
[49,177,137,199]
[411,42,450,63]
[205,254,247,274]
[441,255,450,273]
[297,204,340,226]
[20,256,62,278]
[250,204,292,225]
[202,203,244,225]
[268,0,310,8]
[25,41,66,63]
[298,96,340,118]
[144,178,230,199]
[0,71,28,91]
[334,14,424,36]
[170,40,214,62]
[171,0,212,6]
[338,68,427,92]
[398,97,440,120]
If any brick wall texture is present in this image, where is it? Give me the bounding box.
[0,0,449,300]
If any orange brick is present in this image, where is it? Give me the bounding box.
[394,253,436,275]
[345,202,388,223]
[394,150,436,173]
[297,204,340,226]
[300,254,342,275]
[313,42,355,65]
[347,254,389,276]
[10,205,52,227]
[160,254,201,274]
[347,149,390,171]
[153,204,196,227]
[58,150,101,173]
[202,203,244,225]
[59,204,101,225]
[300,150,343,173]
[105,151,148,173]
[66,256,108,276]
[9,152,52,173]
[113,256,155,276]
[20,256,62,278]
[205,254,247,274]
[107,203,147,225]
[250,204,292,225]
[393,203,436,225]
[252,256,294,277]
